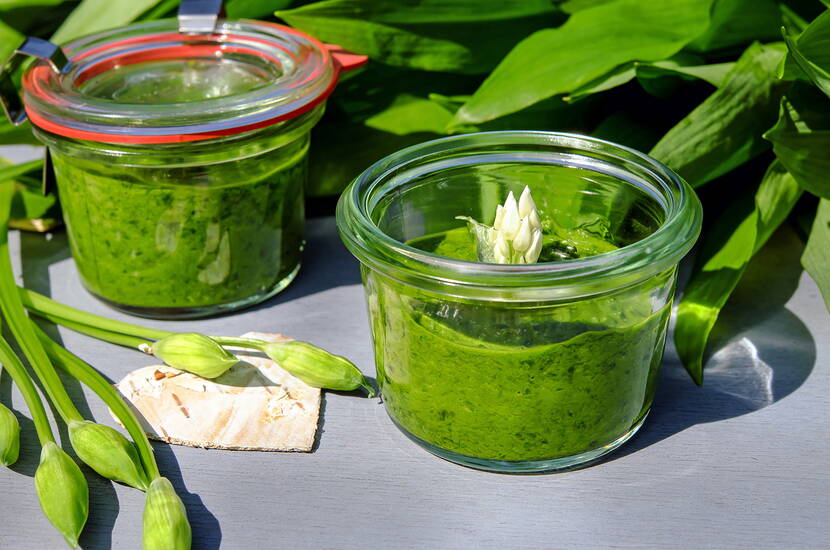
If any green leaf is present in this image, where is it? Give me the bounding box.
[687,0,782,53]
[0,158,41,182]
[566,57,735,102]
[802,198,830,311]
[0,0,65,8]
[782,10,830,99]
[650,42,787,188]
[674,160,802,384]
[0,120,39,145]
[279,0,558,24]
[226,0,294,19]
[0,158,60,228]
[276,0,560,74]
[51,0,163,44]
[364,93,453,135]
[557,0,617,13]
[639,59,735,88]
[0,16,23,61]
[764,86,830,199]
[452,0,714,125]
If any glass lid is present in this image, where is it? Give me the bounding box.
[17,17,365,143]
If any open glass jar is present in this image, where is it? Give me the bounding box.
[1,6,365,318]
[338,132,702,472]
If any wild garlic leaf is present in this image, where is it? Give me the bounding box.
[802,199,830,311]
[364,94,454,136]
[225,0,293,19]
[276,0,559,74]
[566,58,735,102]
[764,85,830,200]
[51,0,163,44]
[674,160,801,384]
[650,42,787,188]
[452,0,714,125]
[0,17,22,60]
[782,9,830,99]
[686,0,781,53]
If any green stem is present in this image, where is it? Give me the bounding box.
[208,336,267,351]
[0,335,54,444]
[18,287,174,341]
[0,182,82,423]
[29,310,153,350]
[32,323,161,480]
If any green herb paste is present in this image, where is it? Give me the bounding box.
[51,140,307,312]
[366,227,670,462]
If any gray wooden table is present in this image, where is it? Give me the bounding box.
[0,146,828,550]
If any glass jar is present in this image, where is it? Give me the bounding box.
[337,131,702,473]
[3,12,365,318]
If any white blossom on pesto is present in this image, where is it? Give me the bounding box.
[490,187,543,264]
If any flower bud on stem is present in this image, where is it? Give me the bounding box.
[0,402,20,466]
[143,477,191,550]
[35,442,89,548]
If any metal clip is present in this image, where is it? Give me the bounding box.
[178,0,224,35]
[0,37,70,126]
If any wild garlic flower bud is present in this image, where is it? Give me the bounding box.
[0,402,20,466]
[68,420,148,491]
[147,333,239,379]
[490,186,543,264]
[261,341,376,396]
[142,477,191,550]
[35,441,88,548]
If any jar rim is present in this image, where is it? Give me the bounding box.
[20,19,360,144]
[337,131,702,300]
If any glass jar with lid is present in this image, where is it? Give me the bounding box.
[1,1,366,318]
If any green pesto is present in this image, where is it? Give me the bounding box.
[51,139,307,311]
[367,227,669,462]
[411,223,619,263]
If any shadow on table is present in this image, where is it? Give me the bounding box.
[604,228,818,465]
[245,217,363,313]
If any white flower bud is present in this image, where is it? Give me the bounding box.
[518,186,537,218]
[500,192,520,239]
[493,205,505,230]
[512,217,532,253]
[528,208,541,232]
[494,231,510,258]
[524,229,543,264]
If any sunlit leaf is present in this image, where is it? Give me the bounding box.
[782,10,830,99]
[765,85,830,200]
[566,57,734,102]
[802,198,830,311]
[452,0,714,125]
[364,94,453,136]
[226,0,293,19]
[51,0,162,44]
[674,160,802,384]
[687,0,781,52]
[0,16,23,60]
[650,42,787,188]
[276,0,560,74]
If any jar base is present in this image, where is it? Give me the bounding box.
[389,412,649,474]
[85,262,302,320]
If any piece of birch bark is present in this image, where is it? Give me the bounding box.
[112,332,321,451]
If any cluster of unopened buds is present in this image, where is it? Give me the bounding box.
[490,186,543,264]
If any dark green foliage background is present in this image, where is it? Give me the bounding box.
[1,0,828,383]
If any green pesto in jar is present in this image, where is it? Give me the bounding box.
[51,136,307,313]
[367,226,669,462]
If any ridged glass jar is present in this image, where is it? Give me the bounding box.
[338,131,702,472]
